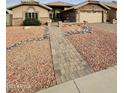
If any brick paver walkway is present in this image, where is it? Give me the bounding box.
[49,25,93,84]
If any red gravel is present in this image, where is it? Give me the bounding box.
[67,30,117,71]
[62,24,83,32]
[7,40,56,93]
[7,26,45,47]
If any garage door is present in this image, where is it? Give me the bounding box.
[80,11,102,23]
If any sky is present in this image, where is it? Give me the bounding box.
[6,0,116,7]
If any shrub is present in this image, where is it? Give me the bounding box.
[23,18,41,26]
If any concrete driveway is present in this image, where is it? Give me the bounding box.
[89,23,117,32]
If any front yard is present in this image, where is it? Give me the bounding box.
[7,26,56,93]
[6,23,117,93]
[62,23,117,71]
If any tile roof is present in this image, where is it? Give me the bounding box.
[46,1,74,6]
[7,1,52,10]
[100,2,117,9]
[63,1,110,11]
[21,0,39,4]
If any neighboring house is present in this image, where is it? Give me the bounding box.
[46,1,74,22]
[7,0,52,26]
[61,1,110,23]
[101,1,117,23]
[6,9,13,26]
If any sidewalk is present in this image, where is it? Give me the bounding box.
[36,67,117,93]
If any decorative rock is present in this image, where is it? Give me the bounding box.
[81,26,93,33]
[67,30,116,71]
[18,42,22,45]
[7,39,56,92]
[10,44,15,47]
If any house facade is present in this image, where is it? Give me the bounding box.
[7,0,52,26]
[7,0,117,26]
[61,1,111,23]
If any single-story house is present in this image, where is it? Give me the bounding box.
[7,0,52,26]
[7,0,117,25]
[6,9,13,26]
[101,1,117,23]
[61,1,111,23]
[46,1,74,22]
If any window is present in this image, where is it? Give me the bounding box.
[25,12,38,19]
[29,13,31,19]
[32,13,35,19]
[25,13,28,19]
[35,13,38,19]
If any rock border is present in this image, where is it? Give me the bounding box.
[7,27,49,51]
[63,26,93,36]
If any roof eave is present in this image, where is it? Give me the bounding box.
[6,9,13,14]
[46,4,73,7]
[74,2,89,9]
[39,3,52,10]
[7,3,22,10]
[99,3,111,10]
[7,3,52,10]
[75,2,110,10]
[62,1,111,12]
[106,5,117,9]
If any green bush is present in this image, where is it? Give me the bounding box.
[23,18,41,26]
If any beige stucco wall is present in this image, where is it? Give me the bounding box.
[12,18,23,26]
[11,5,50,25]
[6,14,12,26]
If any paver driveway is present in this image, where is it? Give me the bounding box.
[49,25,93,84]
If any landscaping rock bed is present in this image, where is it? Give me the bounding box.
[6,26,46,47]
[7,26,49,51]
[6,26,56,93]
[62,23,84,33]
[62,23,93,36]
[7,40,56,93]
[66,30,117,72]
